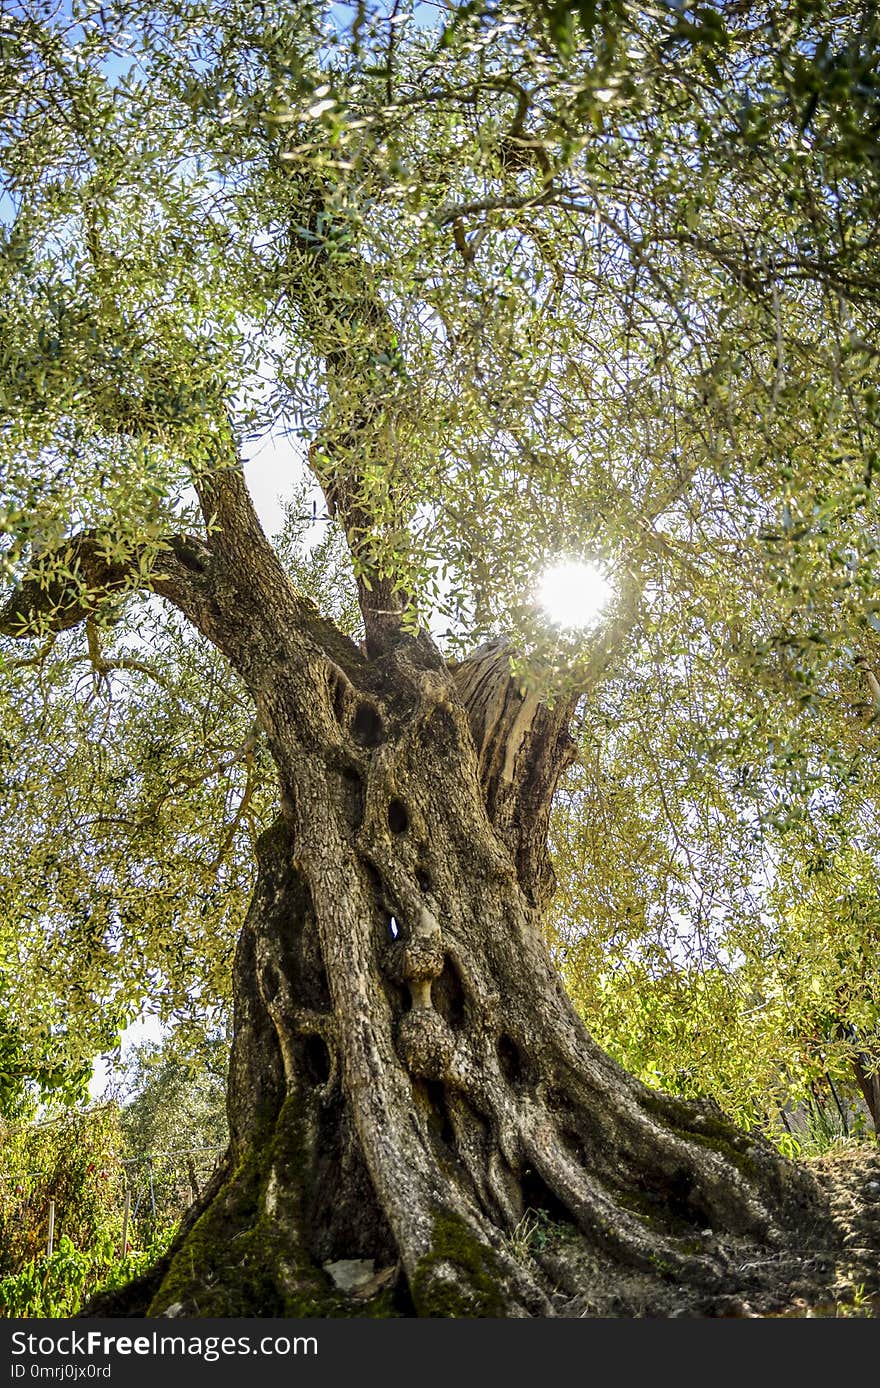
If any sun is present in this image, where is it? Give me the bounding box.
[536,560,615,631]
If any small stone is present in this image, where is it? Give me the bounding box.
[351,1264,398,1301]
[865,1181,880,1197]
[323,1258,376,1293]
[701,1229,713,1238]
[161,1303,186,1318]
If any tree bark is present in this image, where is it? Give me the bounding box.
[845,1037,880,1139]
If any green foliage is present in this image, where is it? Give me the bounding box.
[111,1034,228,1239]
[115,1036,228,1159]
[506,1206,568,1259]
[2,0,880,1146]
[0,1034,225,1316]
[0,1018,75,1121]
[0,1230,174,1319]
[0,609,262,1085]
[0,1106,126,1276]
[552,788,880,1141]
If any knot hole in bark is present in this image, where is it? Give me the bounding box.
[666,1167,701,1226]
[422,1079,456,1149]
[261,964,282,1004]
[169,537,207,574]
[520,1167,576,1227]
[331,672,348,725]
[295,1031,333,1088]
[351,700,382,747]
[497,1033,526,1087]
[387,798,409,833]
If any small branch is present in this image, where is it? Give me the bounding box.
[85,617,111,689]
[67,649,176,696]
[8,633,57,668]
[435,189,557,228]
[209,753,259,870]
[85,723,263,842]
[856,656,880,709]
[147,721,262,815]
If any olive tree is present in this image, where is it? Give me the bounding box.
[2,0,879,1315]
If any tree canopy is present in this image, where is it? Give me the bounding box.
[2,0,880,1145]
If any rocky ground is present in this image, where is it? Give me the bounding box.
[532,1143,880,1318]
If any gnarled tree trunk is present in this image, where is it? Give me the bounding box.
[128,590,835,1317]
[3,468,860,1319]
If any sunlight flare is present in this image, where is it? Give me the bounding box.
[536,560,614,630]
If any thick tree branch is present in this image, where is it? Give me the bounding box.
[451,577,642,911]
[0,519,367,705]
[282,175,419,658]
[0,532,205,638]
[453,641,578,912]
[190,432,274,562]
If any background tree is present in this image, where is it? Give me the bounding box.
[0,1038,228,1318]
[2,0,880,1316]
[113,1035,229,1224]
